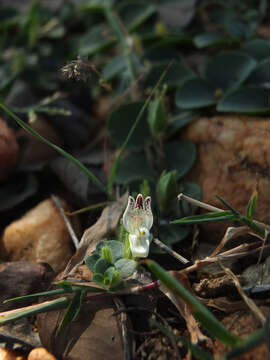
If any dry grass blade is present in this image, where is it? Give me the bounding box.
[210,226,250,257]
[218,262,266,325]
[159,272,208,344]
[181,241,270,275]
[62,193,128,277]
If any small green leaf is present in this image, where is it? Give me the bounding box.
[217,87,270,115]
[246,58,270,85]
[156,170,178,215]
[148,98,167,135]
[56,290,86,336]
[101,246,113,263]
[94,258,111,274]
[118,1,156,32]
[164,141,196,180]
[115,152,155,185]
[107,101,150,150]
[74,23,115,56]
[171,211,238,225]
[96,240,124,263]
[246,191,258,220]
[144,260,241,347]
[85,253,100,272]
[242,39,270,61]
[206,51,257,92]
[102,54,126,81]
[168,111,198,136]
[175,78,216,110]
[92,273,105,287]
[144,62,195,89]
[114,258,137,278]
[194,31,235,49]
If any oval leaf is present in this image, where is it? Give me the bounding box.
[145,62,195,90]
[96,240,124,263]
[175,78,216,109]
[115,152,155,184]
[206,51,257,92]
[107,101,150,150]
[114,259,137,278]
[242,38,270,61]
[217,87,270,114]
[164,141,196,180]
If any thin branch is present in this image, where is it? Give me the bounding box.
[153,238,189,264]
[51,195,79,249]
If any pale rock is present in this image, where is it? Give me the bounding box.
[1,199,74,272]
[27,348,57,360]
[184,115,270,241]
[0,348,24,360]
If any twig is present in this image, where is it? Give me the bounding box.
[178,193,223,213]
[153,238,189,264]
[51,195,79,249]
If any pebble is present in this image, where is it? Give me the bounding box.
[1,199,74,273]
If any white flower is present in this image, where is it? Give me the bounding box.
[122,194,153,258]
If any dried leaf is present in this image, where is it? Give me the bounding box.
[37,294,129,360]
[63,193,128,277]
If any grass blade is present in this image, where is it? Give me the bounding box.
[171,211,238,225]
[0,103,107,195]
[216,195,241,216]
[246,190,258,220]
[0,297,68,326]
[3,284,103,304]
[56,290,86,336]
[144,260,241,347]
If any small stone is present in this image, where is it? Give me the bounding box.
[0,348,25,360]
[0,117,18,181]
[0,261,54,311]
[1,199,74,273]
[27,348,57,360]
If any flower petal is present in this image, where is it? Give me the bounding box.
[135,194,144,209]
[143,196,153,230]
[122,196,135,233]
[129,232,150,258]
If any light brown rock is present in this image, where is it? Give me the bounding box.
[0,117,18,180]
[184,115,270,240]
[27,348,57,360]
[0,348,25,360]
[1,199,74,273]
